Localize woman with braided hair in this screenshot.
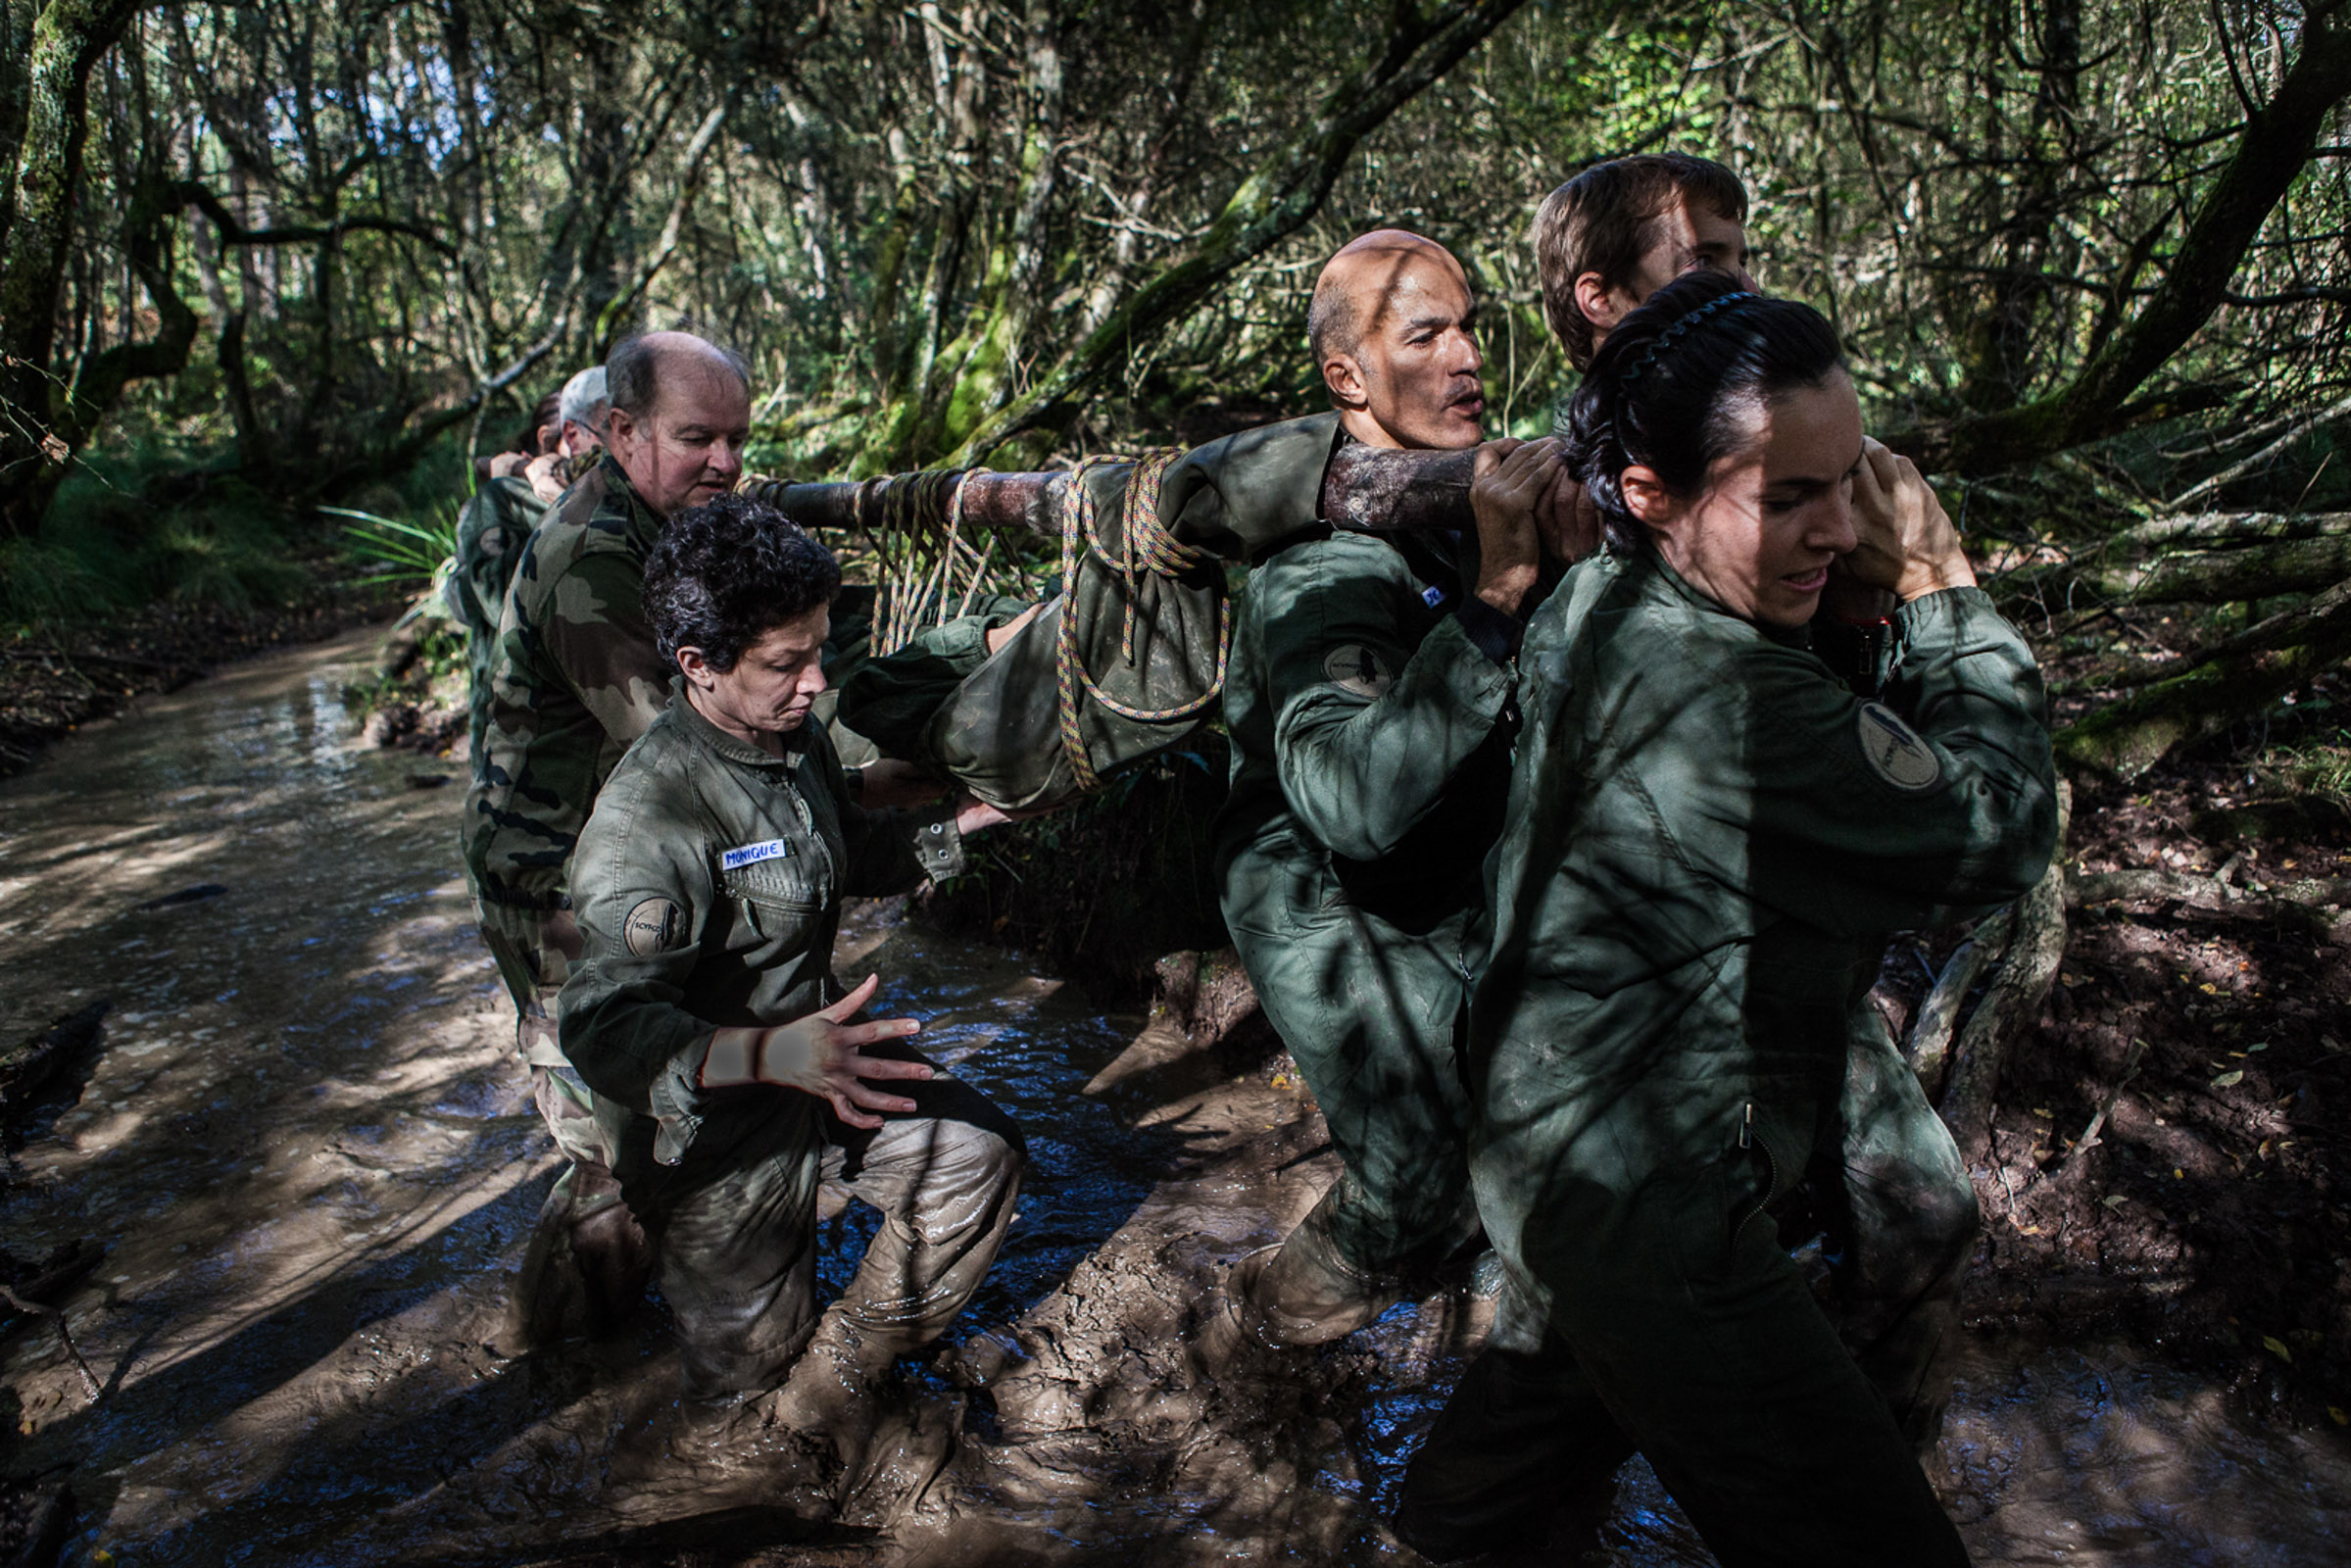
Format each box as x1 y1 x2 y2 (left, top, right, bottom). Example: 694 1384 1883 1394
1416 271 2057 1566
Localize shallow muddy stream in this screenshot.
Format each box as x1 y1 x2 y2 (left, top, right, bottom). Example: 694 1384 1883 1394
3 627 2349 1566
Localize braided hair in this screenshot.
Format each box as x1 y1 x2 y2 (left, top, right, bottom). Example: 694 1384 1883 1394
1562 270 1843 553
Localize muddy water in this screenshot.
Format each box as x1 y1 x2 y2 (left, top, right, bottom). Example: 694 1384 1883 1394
2 628 2347 1567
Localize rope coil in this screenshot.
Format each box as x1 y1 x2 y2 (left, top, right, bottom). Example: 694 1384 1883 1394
1053 449 1230 794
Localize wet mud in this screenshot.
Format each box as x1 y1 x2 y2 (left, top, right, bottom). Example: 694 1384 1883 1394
3 626 2350 1566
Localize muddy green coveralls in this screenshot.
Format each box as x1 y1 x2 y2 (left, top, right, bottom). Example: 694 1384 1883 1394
1429 553 2057 1568
560 691 1023 1402
1215 420 1526 1334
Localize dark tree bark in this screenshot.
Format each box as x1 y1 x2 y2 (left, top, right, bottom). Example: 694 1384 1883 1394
1989 512 2351 607
1892 5 2351 471
2055 575 2351 777
0 0 150 539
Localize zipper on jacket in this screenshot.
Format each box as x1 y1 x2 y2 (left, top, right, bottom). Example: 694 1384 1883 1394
1735 1102 1778 1238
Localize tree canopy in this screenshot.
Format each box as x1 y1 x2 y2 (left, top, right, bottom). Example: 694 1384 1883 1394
3 0 2348 769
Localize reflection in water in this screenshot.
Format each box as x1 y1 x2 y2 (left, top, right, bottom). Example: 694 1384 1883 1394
0 629 2346 1566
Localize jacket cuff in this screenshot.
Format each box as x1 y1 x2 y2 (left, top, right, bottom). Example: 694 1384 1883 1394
1452 591 1527 665
648 1031 715 1167
911 804 966 881
1893 585 2003 655
1417 613 1520 717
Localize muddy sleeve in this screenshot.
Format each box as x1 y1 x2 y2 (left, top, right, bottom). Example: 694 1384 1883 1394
1735 587 2059 933
540 551 674 748
559 760 723 1165
1258 546 1516 862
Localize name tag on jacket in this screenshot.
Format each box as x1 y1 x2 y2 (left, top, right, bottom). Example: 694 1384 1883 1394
721 839 792 870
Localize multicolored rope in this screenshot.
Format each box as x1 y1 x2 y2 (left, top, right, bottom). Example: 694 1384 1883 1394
1053 448 1230 795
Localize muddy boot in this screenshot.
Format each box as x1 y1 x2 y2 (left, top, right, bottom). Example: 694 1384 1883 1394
568 1171 655 1334
1241 1215 1406 1347
494 1163 653 1355
765 1327 959 1528
607 1390 842 1521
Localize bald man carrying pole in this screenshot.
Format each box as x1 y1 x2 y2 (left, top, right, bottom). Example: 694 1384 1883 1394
465 329 758 1350
1206 231 1578 1353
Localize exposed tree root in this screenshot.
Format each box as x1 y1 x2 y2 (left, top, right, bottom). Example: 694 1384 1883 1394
1939 783 2073 1166
1905 906 2015 1099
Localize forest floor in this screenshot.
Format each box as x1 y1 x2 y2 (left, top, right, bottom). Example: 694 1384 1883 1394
1915 646 2351 1431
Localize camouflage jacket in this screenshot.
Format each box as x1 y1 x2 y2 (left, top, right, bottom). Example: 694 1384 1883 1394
449 474 549 663
463 455 671 910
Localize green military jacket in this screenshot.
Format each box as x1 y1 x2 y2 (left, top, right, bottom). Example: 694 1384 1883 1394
464 455 671 910
1216 494 1521 933
560 691 964 1173
1471 552 2058 1192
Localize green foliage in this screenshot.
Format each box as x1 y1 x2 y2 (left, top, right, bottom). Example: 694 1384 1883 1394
2258 717 2351 807
0 536 108 627
1 436 315 628
150 512 311 613
324 503 461 594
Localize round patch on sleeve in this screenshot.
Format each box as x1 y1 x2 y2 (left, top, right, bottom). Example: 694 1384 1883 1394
622 897 686 956
1855 703 1941 790
1321 644 1396 699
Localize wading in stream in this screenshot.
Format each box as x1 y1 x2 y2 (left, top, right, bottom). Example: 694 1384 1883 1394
6 3 2351 1565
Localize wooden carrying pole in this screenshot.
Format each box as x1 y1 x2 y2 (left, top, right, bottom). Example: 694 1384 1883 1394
739 444 1478 551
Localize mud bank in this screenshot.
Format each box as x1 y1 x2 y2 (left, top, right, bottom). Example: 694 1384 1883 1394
4 629 2350 1567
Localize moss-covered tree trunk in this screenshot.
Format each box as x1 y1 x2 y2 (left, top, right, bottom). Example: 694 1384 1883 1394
2055 576 2351 778
840 0 1529 475
0 0 147 540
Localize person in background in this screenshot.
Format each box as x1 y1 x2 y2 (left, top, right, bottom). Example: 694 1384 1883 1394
452 387 569 758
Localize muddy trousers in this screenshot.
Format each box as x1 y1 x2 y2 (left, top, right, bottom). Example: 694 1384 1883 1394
1223 889 1479 1342
621 1047 1025 1404
475 900 653 1342
1396 1018 1977 1564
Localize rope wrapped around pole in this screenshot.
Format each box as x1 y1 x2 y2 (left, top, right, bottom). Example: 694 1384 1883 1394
1051 450 1228 795
737 441 1479 553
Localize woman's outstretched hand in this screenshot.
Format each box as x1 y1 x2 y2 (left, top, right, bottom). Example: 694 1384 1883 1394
701 972 933 1129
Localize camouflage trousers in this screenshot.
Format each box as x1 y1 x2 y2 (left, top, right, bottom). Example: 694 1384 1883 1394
1396 1013 1978 1567
475 898 650 1347
615 1040 1026 1402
